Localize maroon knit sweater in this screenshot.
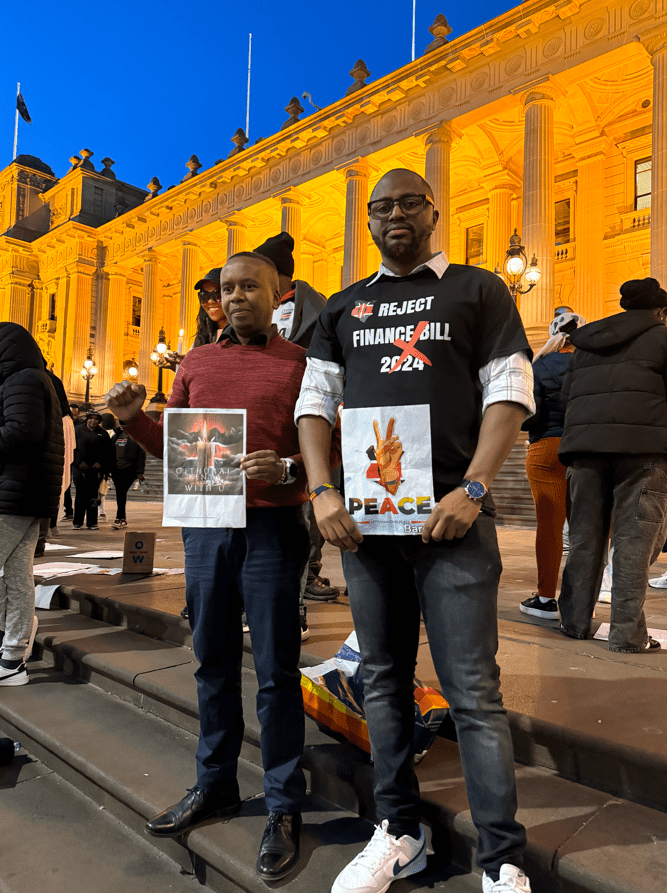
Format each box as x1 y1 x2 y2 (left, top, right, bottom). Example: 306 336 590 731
124 335 309 509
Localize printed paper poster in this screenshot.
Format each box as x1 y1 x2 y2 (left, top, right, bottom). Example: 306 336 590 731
162 409 246 528
341 404 435 535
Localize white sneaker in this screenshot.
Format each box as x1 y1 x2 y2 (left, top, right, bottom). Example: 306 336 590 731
0 663 28 686
649 572 667 589
482 864 531 892
331 819 426 893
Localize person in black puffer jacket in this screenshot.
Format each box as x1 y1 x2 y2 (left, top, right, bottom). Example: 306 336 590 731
558 278 667 653
519 312 586 621
0 322 64 685
72 411 113 530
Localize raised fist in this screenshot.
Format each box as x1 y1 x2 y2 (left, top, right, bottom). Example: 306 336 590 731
105 381 147 423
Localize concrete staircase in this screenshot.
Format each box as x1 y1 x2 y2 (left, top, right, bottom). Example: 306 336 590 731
3 591 667 893
492 432 536 528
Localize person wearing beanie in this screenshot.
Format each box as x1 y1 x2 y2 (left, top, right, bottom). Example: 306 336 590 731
558 277 667 653
72 411 113 530
255 232 339 609
520 311 586 621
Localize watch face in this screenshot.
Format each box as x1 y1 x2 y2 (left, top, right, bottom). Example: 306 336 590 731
466 481 486 499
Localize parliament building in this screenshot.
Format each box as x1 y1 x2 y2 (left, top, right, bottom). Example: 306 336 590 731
0 0 665 405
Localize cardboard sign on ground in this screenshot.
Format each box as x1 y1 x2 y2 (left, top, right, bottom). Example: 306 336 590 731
122 532 156 574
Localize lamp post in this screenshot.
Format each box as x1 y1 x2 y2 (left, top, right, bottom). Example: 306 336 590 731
494 229 541 302
148 328 177 409
127 359 138 381
80 348 97 410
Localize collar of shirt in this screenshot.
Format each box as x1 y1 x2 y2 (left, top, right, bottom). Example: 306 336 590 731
218 323 278 346
281 288 296 304
366 251 450 287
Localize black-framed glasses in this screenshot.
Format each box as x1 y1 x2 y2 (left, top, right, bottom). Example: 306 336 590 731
198 288 222 304
367 194 434 220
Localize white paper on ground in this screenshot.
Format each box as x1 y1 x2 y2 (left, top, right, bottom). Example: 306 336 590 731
342 404 435 536
33 562 96 579
162 408 246 528
69 550 123 559
151 567 185 575
594 622 667 646
44 543 75 552
35 584 61 609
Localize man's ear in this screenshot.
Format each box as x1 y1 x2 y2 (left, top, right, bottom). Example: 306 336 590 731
432 209 439 228
273 287 281 310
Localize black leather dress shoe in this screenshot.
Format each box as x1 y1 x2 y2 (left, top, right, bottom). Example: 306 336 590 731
256 812 302 881
146 786 240 837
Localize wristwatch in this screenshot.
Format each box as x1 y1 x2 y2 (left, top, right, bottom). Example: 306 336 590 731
461 479 488 501
280 458 299 485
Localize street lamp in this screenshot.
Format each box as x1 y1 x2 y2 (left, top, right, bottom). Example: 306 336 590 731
494 229 541 302
148 328 176 408
80 347 97 410
127 359 138 381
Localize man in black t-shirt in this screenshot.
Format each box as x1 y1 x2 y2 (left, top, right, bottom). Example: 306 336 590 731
296 170 535 893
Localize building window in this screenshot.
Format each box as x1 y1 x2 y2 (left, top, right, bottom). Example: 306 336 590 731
635 158 652 210
131 295 142 327
555 199 571 245
48 293 57 321
465 224 484 266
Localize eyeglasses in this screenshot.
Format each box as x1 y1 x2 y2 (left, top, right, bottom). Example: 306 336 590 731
367 194 434 220
198 288 222 304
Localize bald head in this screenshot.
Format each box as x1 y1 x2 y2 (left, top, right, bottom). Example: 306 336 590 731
370 169 434 203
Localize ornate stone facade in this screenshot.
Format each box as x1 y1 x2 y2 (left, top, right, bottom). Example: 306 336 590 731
0 0 664 402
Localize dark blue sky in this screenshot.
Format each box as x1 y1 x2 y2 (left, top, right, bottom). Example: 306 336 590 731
3 0 517 191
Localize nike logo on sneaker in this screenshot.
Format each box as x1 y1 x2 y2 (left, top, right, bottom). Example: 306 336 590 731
392 841 425 876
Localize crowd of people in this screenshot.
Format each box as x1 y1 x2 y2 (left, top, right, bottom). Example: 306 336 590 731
3 165 667 893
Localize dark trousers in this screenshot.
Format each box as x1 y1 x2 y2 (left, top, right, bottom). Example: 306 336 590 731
342 514 525 875
559 454 667 652
72 467 102 528
182 506 308 813
112 468 137 521
63 483 73 516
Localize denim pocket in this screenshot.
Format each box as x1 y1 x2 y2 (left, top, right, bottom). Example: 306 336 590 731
637 464 667 522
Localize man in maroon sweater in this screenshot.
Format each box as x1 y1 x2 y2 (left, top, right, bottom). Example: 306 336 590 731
105 253 308 881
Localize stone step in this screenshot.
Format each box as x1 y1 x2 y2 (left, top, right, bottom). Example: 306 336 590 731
16 607 667 893
0 663 494 893
0 752 212 893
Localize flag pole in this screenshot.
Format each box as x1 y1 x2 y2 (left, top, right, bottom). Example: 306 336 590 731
245 33 252 139
411 0 416 61
13 82 19 160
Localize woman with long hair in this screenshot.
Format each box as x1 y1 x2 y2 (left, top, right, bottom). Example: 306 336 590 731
520 311 586 620
192 268 226 347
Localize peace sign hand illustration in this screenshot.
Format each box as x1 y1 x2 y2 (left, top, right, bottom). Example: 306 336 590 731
373 418 403 496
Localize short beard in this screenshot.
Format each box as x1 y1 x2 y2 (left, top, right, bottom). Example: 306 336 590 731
378 232 421 262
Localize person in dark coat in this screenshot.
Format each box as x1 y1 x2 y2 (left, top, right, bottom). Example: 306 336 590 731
519 312 585 620
110 425 146 529
558 278 667 653
72 411 112 530
0 322 64 685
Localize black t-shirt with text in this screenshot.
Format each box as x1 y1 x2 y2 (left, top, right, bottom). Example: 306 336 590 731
307 263 531 498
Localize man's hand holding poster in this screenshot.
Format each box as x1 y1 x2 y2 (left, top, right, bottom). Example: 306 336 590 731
342 405 434 535
163 408 246 528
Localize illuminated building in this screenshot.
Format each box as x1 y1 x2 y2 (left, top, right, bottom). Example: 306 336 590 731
0 0 664 405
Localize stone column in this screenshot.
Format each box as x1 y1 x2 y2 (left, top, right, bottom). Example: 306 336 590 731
138 251 159 392
487 182 514 273
276 189 303 279
573 140 608 323
178 240 201 355
226 216 247 257
646 30 667 284
421 122 455 256
6 278 33 330
339 159 371 289
521 82 558 347
66 265 94 395
102 271 127 391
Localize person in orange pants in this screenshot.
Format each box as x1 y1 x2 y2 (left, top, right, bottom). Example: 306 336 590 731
520 312 586 619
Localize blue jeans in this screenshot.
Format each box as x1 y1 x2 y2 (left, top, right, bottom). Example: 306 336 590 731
342 514 526 874
182 506 308 813
559 455 667 652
